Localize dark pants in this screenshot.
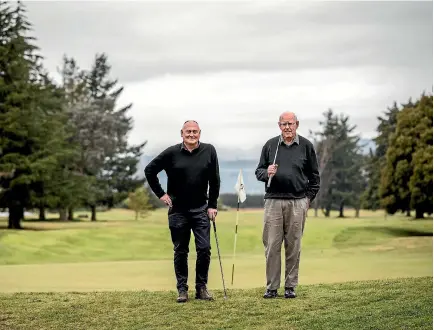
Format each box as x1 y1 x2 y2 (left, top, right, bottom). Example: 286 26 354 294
168 204 211 292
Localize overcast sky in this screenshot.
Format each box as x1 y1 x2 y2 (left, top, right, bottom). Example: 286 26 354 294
25 1 433 158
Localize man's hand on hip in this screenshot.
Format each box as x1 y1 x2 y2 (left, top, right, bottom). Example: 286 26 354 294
160 194 172 207
207 208 217 221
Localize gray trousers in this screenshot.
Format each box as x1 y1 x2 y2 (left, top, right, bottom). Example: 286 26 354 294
263 198 309 290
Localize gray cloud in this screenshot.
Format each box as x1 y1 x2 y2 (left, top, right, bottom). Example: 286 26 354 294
24 1 432 83
21 1 433 155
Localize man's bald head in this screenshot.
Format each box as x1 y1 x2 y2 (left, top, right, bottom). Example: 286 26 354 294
181 120 201 150
182 120 200 130
278 112 299 143
279 112 298 123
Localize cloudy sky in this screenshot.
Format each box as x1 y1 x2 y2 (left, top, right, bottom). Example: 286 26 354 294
25 1 432 159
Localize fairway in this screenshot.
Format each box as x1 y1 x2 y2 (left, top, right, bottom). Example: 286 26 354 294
0 209 432 292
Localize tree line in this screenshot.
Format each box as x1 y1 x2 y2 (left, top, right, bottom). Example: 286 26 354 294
0 2 146 228
310 95 432 219
362 95 433 219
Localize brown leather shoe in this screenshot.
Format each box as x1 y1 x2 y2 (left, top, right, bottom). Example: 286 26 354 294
195 286 214 300
177 289 188 303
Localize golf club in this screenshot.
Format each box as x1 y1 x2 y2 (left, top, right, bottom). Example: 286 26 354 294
267 135 282 188
210 213 227 299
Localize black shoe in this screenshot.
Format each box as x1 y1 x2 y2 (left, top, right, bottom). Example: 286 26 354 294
284 287 296 299
195 286 213 300
177 289 188 303
263 289 278 298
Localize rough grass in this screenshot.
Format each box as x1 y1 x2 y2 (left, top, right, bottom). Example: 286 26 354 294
0 277 432 330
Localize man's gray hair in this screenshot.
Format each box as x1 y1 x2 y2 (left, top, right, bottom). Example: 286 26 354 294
279 113 298 122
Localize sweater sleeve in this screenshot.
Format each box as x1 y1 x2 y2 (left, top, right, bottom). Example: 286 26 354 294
144 148 171 199
305 144 320 201
208 145 221 209
255 142 269 182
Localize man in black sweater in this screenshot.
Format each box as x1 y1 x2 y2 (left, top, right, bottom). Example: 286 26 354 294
145 120 220 303
255 112 320 299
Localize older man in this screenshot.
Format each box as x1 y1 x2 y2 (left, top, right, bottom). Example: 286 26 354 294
145 120 220 303
255 112 320 299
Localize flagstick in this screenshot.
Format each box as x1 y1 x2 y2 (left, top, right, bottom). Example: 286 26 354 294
231 195 240 286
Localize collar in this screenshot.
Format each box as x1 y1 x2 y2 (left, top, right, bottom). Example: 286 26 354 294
181 141 201 151
280 134 299 145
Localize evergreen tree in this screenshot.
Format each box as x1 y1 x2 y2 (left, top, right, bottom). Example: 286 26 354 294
101 143 146 208
380 94 433 218
309 109 340 217
59 53 145 220
362 102 400 211
310 110 366 217
361 149 380 210
0 2 68 228
408 96 432 218
328 114 365 217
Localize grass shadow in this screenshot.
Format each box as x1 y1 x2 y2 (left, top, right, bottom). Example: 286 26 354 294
22 217 90 223
333 225 433 248
363 226 433 237
0 218 144 234
0 224 58 231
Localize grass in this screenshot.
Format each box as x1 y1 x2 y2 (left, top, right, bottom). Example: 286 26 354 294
0 208 432 264
0 209 432 292
0 277 432 330
0 208 432 329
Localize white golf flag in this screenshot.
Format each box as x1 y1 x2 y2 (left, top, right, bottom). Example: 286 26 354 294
234 169 247 203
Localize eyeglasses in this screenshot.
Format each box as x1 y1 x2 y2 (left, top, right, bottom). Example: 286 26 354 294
279 122 296 127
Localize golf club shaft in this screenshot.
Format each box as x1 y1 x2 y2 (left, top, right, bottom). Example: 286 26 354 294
267 136 281 188
212 216 227 298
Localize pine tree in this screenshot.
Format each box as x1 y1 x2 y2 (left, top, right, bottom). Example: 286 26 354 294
362 102 400 211
59 54 145 220
310 110 366 217
361 149 380 210
408 95 432 218
101 143 146 208
0 2 68 228
381 94 433 218
309 109 340 217
329 114 365 218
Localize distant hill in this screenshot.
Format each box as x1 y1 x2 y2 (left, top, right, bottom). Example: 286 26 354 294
138 138 375 194
138 156 265 194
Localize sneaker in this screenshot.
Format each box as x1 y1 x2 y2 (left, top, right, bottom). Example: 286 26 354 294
284 287 296 299
195 286 213 300
177 289 188 303
263 289 278 298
